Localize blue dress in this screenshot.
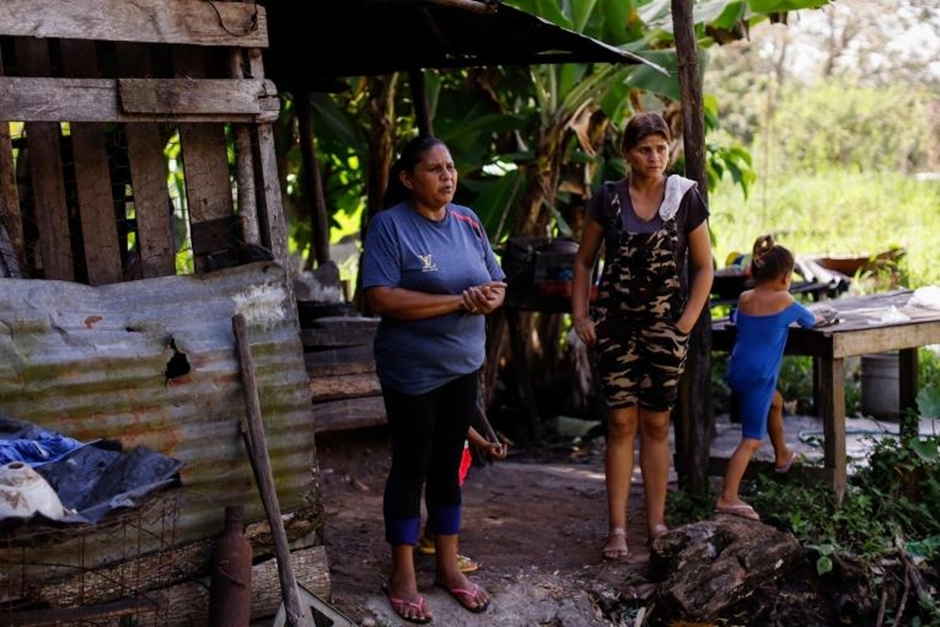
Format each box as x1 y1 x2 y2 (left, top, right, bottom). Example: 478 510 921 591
727 302 816 439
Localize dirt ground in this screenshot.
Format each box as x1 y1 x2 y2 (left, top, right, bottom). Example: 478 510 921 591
315 410 940 626
316 427 655 627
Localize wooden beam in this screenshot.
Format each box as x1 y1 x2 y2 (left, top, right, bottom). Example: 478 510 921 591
300 317 379 350
899 347 919 441
312 396 387 433
310 373 381 401
0 47 24 274
820 357 846 503
15 39 73 281
833 323 940 359
0 77 279 123
173 47 236 272
296 92 330 267
0 0 268 48
60 40 124 286
305 346 376 378
116 44 177 279
228 42 260 246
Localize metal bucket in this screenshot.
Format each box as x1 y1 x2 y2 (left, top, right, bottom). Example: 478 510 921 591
861 352 899 419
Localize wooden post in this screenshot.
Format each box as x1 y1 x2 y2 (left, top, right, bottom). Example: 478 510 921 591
296 91 331 267
172 46 236 273
671 0 712 494
240 14 289 268
820 356 847 503
227 35 261 247
60 40 124 286
899 348 919 442
15 38 74 281
232 314 306 627
0 47 24 274
409 69 434 137
116 43 177 278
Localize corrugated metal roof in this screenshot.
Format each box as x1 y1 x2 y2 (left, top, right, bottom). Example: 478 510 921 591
0 262 319 579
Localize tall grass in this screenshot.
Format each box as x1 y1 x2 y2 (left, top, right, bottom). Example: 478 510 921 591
709 172 940 288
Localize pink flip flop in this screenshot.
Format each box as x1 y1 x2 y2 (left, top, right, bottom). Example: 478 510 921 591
435 581 490 614
775 451 798 474
716 503 761 521
383 583 432 624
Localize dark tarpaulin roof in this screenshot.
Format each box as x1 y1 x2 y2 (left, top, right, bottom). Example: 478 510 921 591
264 0 664 88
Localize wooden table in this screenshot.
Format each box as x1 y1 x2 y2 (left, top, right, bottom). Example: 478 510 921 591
712 290 940 500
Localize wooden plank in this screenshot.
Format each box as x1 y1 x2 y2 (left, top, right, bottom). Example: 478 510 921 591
833 322 940 359
310 372 381 401
301 316 379 349
156 545 329 627
173 48 235 272
304 346 376 378
120 78 279 120
0 47 24 272
5 596 161 626
255 122 288 267
820 357 846 503
116 44 176 279
0 77 278 123
899 347 919 441
312 395 387 433
60 40 123 286
227 41 260 246
0 0 268 48
242 37 288 267
15 39 73 281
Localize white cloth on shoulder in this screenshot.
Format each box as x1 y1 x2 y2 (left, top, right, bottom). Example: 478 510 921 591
659 174 697 221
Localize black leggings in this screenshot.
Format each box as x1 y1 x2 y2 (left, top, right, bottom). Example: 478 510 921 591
382 371 477 546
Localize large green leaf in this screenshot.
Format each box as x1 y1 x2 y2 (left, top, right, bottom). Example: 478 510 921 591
599 0 629 42
310 93 366 153
747 0 828 11
464 170 525 240
571 0 599 34
917 386 940 419
626 47 708 101
505 0 572 29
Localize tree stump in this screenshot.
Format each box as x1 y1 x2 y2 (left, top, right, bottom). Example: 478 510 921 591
649 515 802 622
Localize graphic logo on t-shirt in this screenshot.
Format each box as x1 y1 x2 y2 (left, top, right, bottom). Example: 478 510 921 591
419 254 438 272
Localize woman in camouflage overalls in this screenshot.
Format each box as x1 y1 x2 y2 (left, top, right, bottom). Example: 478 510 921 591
572 113 713 561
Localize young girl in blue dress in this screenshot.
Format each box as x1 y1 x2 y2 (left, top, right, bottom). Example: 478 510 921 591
716 235 823 520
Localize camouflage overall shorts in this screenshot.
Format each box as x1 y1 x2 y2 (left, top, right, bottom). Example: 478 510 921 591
592 187 691 412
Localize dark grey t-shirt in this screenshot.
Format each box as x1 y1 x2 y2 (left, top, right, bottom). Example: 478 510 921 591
586 177 709 292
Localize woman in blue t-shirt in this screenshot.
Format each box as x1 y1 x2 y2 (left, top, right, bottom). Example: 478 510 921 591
362 136 505 623
717 235 822 520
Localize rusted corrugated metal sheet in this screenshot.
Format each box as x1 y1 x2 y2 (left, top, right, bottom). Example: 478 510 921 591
0 262 319 572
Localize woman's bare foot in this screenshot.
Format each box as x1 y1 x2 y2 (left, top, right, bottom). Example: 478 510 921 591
715 496 760 520
434 569 490 612
602 527 630 560
385 578 433 623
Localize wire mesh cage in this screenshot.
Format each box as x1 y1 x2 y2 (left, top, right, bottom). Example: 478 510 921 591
0 489 181 626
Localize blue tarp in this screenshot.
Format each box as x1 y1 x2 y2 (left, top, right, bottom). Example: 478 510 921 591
0 416 183 525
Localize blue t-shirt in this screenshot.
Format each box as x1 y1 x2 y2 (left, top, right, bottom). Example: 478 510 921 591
727 301 817 386
362 202 505 395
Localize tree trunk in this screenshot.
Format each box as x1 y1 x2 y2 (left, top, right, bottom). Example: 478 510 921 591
356 73 398 310
296 91 331 268
671 0 713 495
409 70 434 137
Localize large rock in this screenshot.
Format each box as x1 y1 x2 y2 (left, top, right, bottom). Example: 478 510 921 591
649 515 802 622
